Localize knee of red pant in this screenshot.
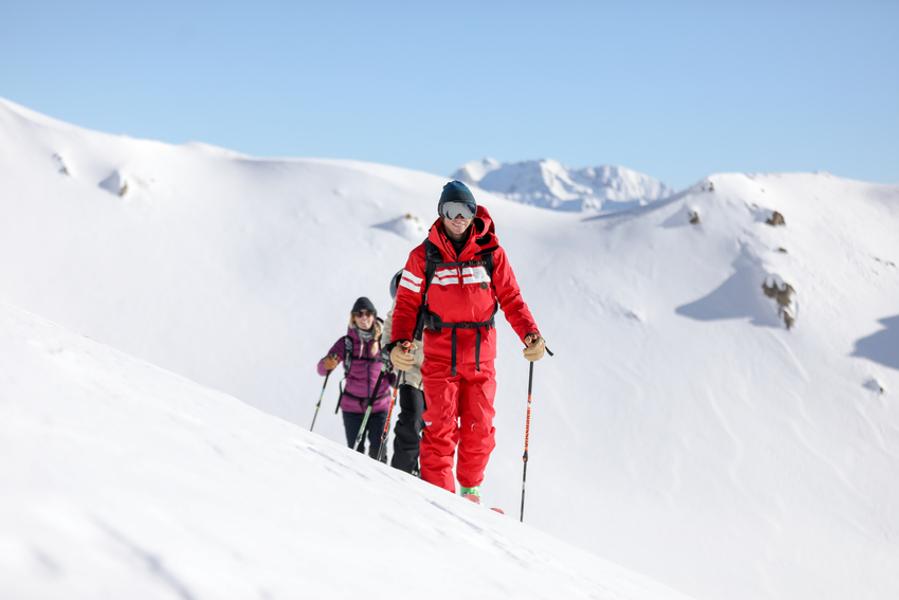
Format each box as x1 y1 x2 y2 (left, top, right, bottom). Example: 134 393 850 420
458 430 496 458
459 421 494 443
422 411 456 434
421 426 457 456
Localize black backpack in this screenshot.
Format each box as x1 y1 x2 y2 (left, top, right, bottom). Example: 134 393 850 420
413 239 498 375
341 316 385 374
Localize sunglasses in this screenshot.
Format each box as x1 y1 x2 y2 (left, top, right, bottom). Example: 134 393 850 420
353 310 374 317
441 201 475 220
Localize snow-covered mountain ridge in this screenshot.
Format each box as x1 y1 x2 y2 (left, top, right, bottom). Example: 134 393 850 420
1 97 898 600
452 157 674 212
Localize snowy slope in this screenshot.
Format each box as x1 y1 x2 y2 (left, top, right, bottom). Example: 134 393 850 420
0 300 695 600
452 158 674 212
1 97 898 600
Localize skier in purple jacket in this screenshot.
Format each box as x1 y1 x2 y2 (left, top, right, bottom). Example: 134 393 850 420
317 297 393 460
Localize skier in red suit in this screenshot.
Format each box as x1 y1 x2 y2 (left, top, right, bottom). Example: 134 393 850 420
388 181 546 504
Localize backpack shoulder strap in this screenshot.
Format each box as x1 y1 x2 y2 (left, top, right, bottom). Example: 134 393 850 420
476 247 496 280
413 240 443 341
343 335 353 374
422 240 442 297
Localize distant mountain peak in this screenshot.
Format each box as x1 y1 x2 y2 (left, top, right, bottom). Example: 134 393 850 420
451 157 675 212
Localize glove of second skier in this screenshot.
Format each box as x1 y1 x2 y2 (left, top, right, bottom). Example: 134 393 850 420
390 341 417 371
322 354 340 371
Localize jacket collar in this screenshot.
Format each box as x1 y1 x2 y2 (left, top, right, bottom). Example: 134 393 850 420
427 205 498 261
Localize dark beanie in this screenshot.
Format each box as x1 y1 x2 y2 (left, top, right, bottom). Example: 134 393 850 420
351 296 376 316
438 180 477 214
389 269 403 299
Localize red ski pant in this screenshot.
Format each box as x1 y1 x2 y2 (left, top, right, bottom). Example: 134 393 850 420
420 358 497 492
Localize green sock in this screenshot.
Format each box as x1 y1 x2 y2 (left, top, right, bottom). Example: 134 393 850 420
460 486 481 497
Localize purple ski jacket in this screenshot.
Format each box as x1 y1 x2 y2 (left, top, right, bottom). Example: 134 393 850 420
316 326 393 414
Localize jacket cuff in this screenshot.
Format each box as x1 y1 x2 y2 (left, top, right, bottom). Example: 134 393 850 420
384 339 409 353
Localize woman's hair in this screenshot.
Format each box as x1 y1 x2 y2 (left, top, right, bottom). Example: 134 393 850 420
348 313 382 356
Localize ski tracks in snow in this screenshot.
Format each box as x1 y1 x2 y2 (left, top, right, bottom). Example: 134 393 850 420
91 516 197 600
424 498 531 569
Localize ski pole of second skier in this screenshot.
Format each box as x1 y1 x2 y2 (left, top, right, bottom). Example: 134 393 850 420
310 371 331 432
352 367 387 452
376 372 403 463
334 380 344 414
353 402 373 451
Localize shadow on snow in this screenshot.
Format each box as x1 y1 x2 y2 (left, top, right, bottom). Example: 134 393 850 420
675 252 782 328
852 315 899 371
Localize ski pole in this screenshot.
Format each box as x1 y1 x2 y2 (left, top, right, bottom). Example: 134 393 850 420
520 344 552 523
334 380 344 414
376 372 403 463
309 371 331 432
334 380 345 414
353 403 374 451
352 366 387 452
520 361 534 522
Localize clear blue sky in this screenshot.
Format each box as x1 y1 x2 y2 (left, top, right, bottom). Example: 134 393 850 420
3 0 897 189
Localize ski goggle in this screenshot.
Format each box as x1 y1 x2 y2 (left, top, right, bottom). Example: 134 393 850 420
353 310 374 317
440 201 475 220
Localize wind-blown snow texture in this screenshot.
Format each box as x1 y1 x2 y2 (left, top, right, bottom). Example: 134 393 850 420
1 97 898 600
0 301 695 600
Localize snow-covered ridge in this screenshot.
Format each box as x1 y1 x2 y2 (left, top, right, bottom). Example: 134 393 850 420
452 157 675 212
2 97 899 600
0 299 695 600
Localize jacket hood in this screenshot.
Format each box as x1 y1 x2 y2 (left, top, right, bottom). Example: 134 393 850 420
427 205 498 260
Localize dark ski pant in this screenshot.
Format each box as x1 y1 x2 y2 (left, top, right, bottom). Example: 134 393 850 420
390 384 425 475
342 410 388 462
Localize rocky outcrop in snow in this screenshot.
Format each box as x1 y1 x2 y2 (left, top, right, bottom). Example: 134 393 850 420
762 275 797 329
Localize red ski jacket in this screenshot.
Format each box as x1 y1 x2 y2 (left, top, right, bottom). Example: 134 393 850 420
390 206 539 369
